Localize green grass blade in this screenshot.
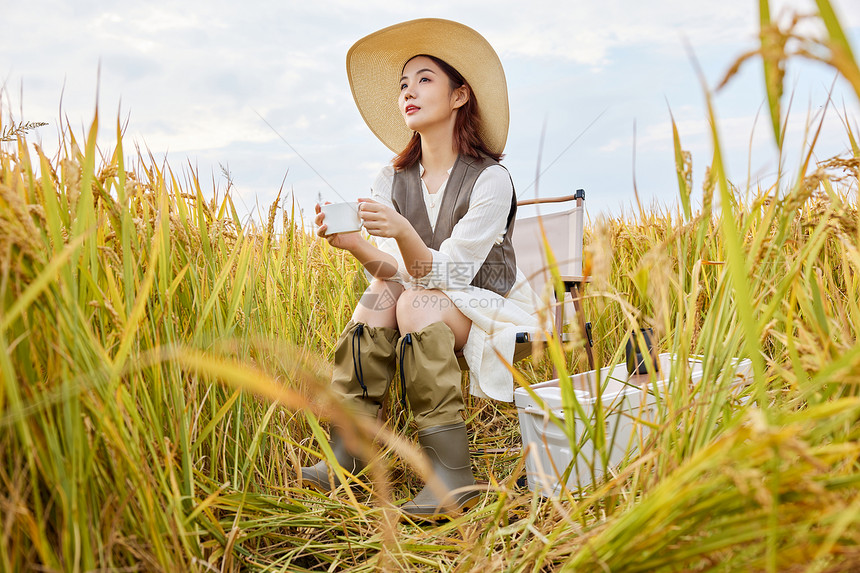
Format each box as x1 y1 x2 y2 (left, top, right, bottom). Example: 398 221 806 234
759 0 784 145
814 0 860 100
669 109 692 221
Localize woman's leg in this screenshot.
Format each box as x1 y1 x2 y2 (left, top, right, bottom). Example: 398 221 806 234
394 287 470 430
394 288 479 517
301 279 403 491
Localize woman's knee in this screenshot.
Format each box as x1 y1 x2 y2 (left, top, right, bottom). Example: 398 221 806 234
396 289 433 334
395 289 470 348
353 279 403 328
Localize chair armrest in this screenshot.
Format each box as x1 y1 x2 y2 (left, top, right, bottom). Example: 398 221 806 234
517 189 585 207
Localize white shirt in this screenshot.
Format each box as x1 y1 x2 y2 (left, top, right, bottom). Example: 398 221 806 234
370 163 512 290
420 162 448 230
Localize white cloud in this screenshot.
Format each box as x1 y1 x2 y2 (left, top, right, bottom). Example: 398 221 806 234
2 0 859 219
472 0 859 66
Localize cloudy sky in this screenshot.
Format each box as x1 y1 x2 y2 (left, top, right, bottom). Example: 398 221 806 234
2 0 859 223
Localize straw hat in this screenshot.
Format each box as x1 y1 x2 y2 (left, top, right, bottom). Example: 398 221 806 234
346 18 509 155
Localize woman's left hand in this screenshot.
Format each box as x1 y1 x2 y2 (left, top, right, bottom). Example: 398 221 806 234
357 198 410 239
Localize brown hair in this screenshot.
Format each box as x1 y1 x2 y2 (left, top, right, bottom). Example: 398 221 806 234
393 55 502 170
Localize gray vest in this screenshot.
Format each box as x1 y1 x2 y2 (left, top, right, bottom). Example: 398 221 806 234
391 154 517 296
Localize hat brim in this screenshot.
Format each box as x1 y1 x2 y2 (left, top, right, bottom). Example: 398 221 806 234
346 18 509 155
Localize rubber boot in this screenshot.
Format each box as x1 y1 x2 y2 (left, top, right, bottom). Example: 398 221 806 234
300 320 398 491
400 422 480 519
300 426 368 492
396 322 479 518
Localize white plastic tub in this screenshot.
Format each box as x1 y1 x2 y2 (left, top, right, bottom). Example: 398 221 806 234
514 353 753 497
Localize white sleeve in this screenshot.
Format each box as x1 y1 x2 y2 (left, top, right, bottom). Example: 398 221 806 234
369 166 411 284
413 164 513 290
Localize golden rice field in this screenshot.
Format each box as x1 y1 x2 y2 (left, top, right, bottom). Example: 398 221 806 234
1 2 860 571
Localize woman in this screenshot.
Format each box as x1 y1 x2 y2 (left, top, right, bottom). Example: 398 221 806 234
303 18 540 519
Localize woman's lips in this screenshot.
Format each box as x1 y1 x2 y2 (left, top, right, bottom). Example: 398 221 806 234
405 105 420 115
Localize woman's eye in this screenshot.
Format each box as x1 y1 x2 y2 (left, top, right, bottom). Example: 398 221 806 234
419 77 429 83
400 83 408 90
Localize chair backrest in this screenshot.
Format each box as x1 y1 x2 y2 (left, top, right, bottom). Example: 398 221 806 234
512 191 585 323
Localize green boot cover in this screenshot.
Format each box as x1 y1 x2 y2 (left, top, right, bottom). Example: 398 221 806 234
396 321 465 429
332 320 399 418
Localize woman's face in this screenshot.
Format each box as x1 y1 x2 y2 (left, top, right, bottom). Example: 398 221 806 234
398 56 468 136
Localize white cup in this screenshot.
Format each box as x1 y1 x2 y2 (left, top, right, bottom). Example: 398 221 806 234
320 201 362 235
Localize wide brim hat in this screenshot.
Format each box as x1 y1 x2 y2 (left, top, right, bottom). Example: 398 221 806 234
346 18 509 155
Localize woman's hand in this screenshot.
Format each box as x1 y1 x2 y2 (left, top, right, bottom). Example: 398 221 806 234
357 198 410 240
315 203 365 251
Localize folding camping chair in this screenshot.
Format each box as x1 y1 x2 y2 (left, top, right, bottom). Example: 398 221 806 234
510 188 593 370
456 188 593 372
